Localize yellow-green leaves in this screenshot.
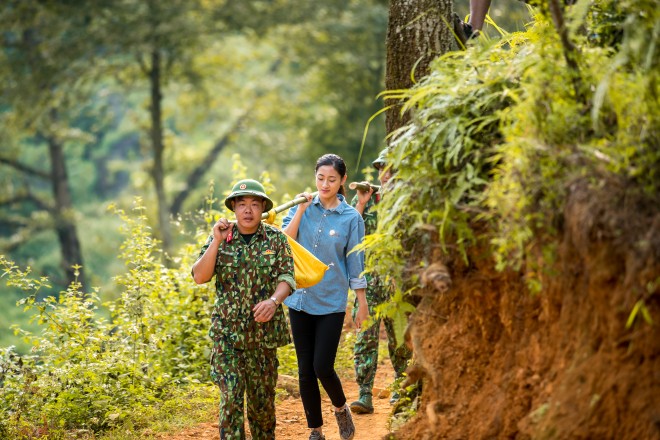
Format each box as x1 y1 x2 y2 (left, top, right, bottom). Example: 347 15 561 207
366 0 658 302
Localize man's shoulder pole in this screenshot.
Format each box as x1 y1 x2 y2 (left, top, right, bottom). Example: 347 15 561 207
348 182 381 192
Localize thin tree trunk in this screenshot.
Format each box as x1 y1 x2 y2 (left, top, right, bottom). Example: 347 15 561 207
148 48 172 257
47 128 86 290
169 60 282 216
547 0 585 104
169 111 250 216
385 0 453 136
383 3 458 435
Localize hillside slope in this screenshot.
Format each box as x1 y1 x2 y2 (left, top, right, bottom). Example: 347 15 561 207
395 178 659 439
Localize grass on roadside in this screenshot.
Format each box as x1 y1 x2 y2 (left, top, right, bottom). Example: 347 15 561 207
96 385 218 440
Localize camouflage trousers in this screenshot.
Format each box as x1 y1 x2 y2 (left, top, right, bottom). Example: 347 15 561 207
211 339 279 440
352 283 412 397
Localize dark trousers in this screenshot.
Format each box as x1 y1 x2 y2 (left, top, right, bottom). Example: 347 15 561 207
289 309 347 429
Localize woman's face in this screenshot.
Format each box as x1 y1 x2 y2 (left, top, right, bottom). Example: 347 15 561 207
315 165 346 198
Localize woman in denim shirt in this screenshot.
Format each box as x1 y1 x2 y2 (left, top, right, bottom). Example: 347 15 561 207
282 154 369 440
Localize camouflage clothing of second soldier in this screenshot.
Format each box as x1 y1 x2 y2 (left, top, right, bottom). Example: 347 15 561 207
350 193 412 403
198 221 295 439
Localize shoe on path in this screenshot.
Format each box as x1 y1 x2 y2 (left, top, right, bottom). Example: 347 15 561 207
309 429 326 440
350 394 374 414
335 404 355 440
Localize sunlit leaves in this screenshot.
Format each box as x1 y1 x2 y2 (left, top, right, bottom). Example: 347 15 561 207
366 0 658 303
0 198 213 435
625 299 653 329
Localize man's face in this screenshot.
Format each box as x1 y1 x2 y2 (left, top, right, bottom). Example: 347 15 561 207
232 195 266 233
378 166 393 186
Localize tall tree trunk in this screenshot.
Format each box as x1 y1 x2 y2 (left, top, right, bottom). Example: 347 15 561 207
148 48 172 257
47 128 86 290
383 2 459 436
385 0 453 136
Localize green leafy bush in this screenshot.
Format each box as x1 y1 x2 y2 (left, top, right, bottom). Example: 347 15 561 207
0 198 213 436
368 0 658 299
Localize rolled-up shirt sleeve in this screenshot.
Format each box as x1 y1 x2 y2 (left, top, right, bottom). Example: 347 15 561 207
347 216 367 290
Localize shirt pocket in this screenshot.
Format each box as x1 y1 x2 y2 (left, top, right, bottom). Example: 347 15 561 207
216 251 240 280
259 254 276 267
256 254 277 294
209 314 241 342
216 250 237 268
214 253 242 317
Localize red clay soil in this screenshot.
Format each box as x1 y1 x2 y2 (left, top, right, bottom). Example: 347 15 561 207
157 348 397 440
394 179 660 439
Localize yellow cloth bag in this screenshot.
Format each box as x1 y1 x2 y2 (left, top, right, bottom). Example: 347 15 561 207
263 209 328 288
286 235 329 288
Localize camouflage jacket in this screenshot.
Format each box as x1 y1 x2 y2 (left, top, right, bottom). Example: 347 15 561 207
198 222 295 350
350 193 381 287
350 193 380 236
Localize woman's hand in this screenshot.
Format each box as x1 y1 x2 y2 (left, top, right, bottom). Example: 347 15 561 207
296 192 314 212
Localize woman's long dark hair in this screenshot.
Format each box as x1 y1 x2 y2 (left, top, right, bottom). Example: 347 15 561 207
315 153 347 196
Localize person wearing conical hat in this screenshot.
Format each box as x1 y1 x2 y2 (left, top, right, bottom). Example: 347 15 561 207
192 179 295 440
349 148 412 415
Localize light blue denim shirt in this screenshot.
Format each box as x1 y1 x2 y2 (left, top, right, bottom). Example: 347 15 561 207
282 194 367 315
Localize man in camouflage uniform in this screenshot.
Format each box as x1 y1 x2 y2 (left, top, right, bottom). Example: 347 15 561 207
192 179 295 440
349 148 413 414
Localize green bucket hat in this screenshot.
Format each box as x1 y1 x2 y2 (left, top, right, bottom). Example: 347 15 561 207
224 179 274 212
372 148 389 170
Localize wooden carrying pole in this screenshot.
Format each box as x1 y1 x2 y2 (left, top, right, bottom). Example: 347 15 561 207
348 182 381 192
261 191 319 220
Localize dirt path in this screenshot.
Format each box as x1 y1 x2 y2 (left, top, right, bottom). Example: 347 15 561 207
158 361 396 440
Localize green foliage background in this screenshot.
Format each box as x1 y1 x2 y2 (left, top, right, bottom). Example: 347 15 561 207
0 0 393 353
0 200 211 435
366 0 658 343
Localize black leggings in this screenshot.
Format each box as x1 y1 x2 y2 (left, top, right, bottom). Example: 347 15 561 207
288 309 346 429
